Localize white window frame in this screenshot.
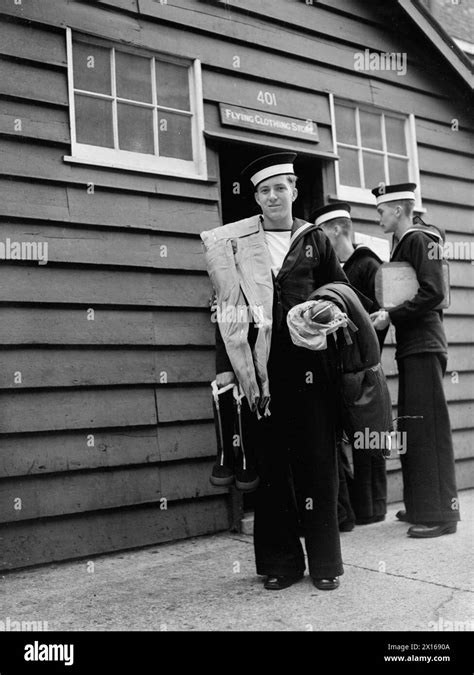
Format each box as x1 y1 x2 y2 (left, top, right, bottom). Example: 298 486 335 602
64 28 207 180
329 94 423 211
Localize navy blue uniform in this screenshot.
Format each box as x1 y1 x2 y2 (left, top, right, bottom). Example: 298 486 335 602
341 245 388 524
388 230 459 524
216 220 348 578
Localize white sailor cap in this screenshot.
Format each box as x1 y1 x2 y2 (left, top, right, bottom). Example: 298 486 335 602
371 183 417 205
310 202 352 227
242 152 297 188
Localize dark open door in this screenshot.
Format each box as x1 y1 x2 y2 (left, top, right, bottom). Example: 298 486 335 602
218 140 324 225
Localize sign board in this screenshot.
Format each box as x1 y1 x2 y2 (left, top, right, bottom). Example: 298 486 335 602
219 103 319 143
375 262 450 310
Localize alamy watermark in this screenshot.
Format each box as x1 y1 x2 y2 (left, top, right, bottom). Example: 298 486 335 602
354 49 407 76
211 301 269 326
353 429 407 456
0 616 49 631
24 641 74 667
0 238 48 265
428 617 474 631
428 240 474 262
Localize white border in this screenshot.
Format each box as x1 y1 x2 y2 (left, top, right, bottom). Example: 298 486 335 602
407 113 423 211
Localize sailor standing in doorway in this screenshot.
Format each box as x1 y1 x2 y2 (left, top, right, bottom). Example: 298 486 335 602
213 153 348 589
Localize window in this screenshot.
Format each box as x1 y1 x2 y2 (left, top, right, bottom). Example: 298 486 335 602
330 98 422 209
65 29 207 178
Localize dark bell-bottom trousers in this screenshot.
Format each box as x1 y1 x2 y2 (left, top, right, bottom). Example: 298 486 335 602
348 449 387 521
337 443 355 526
397 352 460 524
252 379 343 579
337 440 387 525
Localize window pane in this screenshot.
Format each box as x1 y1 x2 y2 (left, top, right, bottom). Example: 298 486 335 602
75 94 114 147
73 42 111 95
389 157 409 183
158 112 193 160
360 111 382 150
363 151 385 188
116 52 152 103
156 61 190 111
338 146 360 187
117 103 154 154
335 105 357 145
385 116 407 155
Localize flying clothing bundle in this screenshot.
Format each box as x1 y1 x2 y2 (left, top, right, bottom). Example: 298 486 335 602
286 299 357 351
288 283 393 457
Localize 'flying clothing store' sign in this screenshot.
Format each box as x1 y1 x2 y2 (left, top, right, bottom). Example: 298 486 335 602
219 103 319 143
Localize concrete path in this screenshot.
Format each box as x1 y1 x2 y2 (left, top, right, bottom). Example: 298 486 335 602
1 492 473 632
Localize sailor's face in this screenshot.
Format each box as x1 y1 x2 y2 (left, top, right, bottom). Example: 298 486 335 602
255 176 297 221
377 204 398 233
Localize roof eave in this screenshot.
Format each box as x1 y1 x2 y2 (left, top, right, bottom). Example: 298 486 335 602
397 0 473 90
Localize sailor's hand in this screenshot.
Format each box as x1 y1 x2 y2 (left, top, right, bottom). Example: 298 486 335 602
370 310 390 331
216 371 236 388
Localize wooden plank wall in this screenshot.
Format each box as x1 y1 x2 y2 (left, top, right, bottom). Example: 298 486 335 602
0 0 232 571
0 0 472 568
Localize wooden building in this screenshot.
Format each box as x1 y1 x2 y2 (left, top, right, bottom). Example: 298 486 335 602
0 0 472 570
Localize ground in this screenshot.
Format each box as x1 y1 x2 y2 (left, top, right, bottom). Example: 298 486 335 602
1 492 472 632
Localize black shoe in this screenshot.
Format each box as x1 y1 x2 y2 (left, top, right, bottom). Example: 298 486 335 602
264 573 304 590
210 464 234 487
356 515 386 525
339 520 355 532
312 577 340 591
396 510 409 522
235 466 260 492
407 522 457 538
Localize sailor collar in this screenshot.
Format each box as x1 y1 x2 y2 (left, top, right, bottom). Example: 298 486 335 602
392 226 443 256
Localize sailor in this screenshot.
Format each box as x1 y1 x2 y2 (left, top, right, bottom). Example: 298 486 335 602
312 202 388 528
370 183 459 537
214 153 348 589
